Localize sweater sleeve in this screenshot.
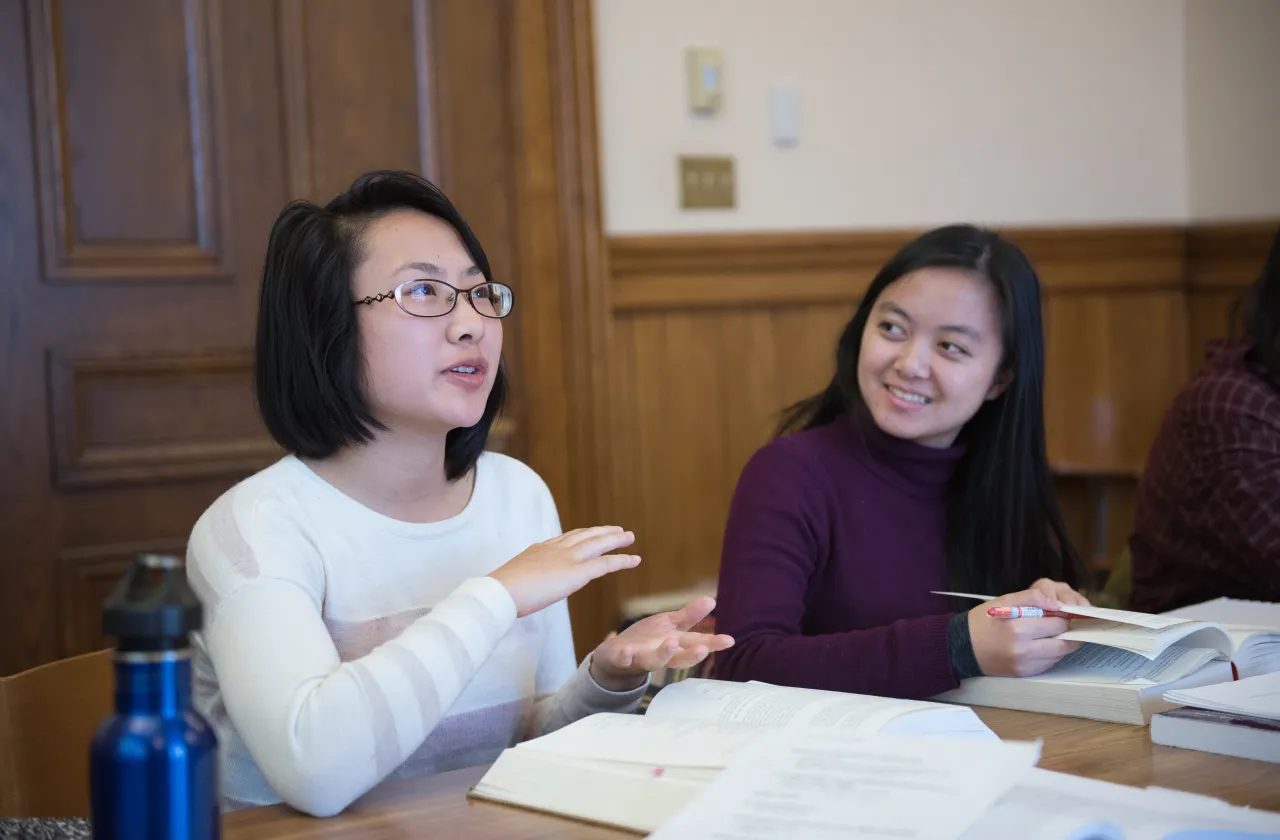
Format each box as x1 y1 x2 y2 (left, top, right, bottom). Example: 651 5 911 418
712 438 960 699
189 494 519 818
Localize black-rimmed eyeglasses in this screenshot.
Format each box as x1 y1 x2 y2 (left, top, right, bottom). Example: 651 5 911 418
353 279 514 319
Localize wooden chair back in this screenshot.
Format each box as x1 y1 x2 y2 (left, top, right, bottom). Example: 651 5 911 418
0 649 114 817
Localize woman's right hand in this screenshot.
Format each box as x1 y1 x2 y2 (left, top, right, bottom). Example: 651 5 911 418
489 526 641 617
967 588 1081 677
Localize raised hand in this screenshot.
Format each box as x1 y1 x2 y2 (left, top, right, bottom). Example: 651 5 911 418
489 526 640 618
588 596 735 692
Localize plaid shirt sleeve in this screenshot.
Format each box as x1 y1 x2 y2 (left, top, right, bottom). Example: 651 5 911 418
1131 348 1280 611
1187 377 1280 591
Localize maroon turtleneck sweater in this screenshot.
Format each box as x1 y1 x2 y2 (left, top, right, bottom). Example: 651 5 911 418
713 412 966 699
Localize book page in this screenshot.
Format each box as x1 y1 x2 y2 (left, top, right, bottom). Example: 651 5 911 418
648 731 1041 840
514 712 769 768
1164 670 1280 721
1057 620 1232 660
644 678 989 738
1031 644 1222 686
471 747 707 834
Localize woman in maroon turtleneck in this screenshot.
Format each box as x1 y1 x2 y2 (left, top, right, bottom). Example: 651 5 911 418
714 225 1090 700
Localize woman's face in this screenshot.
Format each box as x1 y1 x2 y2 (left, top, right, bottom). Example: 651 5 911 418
856 267 1006 448
351 209 503 436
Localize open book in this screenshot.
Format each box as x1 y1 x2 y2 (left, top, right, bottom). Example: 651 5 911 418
1163 597 1280 678
468 678 996 834
930 593 1279 724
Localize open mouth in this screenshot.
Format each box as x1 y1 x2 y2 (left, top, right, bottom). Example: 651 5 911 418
886 384 932 405
443 360 488 387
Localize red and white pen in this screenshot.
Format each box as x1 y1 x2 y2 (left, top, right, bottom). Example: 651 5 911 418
987 606 1071 619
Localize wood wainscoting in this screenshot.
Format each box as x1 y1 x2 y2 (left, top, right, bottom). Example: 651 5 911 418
596 222 1277 621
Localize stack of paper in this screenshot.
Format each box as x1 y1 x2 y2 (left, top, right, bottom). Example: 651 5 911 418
1164 671 1280 721
961 767 1280 840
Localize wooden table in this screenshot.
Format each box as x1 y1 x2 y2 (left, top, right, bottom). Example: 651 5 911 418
224 708 1280 839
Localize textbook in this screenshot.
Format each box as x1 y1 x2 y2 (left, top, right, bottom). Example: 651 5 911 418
468 677 997 834
1151 671 1280 763
930 593 1280 724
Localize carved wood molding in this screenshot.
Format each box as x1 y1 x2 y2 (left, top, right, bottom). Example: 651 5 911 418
1185 221 1279 290
46 349 280 488
605 224 1240 311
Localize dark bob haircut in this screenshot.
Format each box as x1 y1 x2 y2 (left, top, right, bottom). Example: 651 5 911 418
255 170 507 482
779 224 1083 596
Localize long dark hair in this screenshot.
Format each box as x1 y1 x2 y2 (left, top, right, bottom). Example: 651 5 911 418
778 224 1082 595
1243 226 1280 384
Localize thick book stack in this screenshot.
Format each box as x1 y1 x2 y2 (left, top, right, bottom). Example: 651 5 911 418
1151 671 1280 763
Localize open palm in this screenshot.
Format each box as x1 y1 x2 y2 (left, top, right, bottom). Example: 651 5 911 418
588 596 735 691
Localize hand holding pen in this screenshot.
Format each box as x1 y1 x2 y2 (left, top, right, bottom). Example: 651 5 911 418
987 606 1073 619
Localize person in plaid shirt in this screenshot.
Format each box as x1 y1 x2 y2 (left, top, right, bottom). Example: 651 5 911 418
1129 226 1280 613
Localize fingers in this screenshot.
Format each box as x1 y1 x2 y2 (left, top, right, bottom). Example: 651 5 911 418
616 631 734 673
581 553 641 582
1010 617 1071 639
987 587 1061 611
1057 587 1091 607
1031 578 1090 607
569 530 637 560
668 596 716 631
554 525 628 548
672 630 735 652
1024 638 1078 661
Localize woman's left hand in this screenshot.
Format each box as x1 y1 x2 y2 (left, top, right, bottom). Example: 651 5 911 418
1029 578 1091 607
588 596 735 692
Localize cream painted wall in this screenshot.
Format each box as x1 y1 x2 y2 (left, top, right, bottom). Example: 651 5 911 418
594 0 1189 234
1185 0 1280 221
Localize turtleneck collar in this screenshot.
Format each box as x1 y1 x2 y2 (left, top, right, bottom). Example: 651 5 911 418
842 405 965 500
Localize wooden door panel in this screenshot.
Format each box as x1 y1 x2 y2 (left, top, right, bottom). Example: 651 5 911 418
27 0 234 281
1 0 283 674
1 0 544 674
279 0 430 202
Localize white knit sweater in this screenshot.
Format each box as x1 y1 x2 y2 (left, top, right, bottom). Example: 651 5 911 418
185 452 645 816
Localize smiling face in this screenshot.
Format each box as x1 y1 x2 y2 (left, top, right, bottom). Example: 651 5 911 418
351 209 502 435
856 266 1007 448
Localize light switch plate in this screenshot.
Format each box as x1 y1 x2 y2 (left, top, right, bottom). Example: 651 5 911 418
685 48 723 114
679 156 735 209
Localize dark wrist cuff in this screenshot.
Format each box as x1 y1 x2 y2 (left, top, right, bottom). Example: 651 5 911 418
947 611 983 681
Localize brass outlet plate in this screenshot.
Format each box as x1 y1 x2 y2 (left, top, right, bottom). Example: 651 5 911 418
679 156 735 209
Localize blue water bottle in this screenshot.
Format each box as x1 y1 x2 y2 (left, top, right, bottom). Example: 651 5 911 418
90 553 220 839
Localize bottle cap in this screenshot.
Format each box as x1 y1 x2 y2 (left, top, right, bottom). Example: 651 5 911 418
101 553 204 652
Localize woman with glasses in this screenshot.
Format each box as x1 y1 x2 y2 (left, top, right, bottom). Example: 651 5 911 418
713 225 1088 701
186 170 731 816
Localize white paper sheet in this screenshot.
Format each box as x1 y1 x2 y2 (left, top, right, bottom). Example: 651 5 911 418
963 768 1280 840
648 731 1041 840
646 678 996 739
1164 597 1280 629
1164 671 1280 721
